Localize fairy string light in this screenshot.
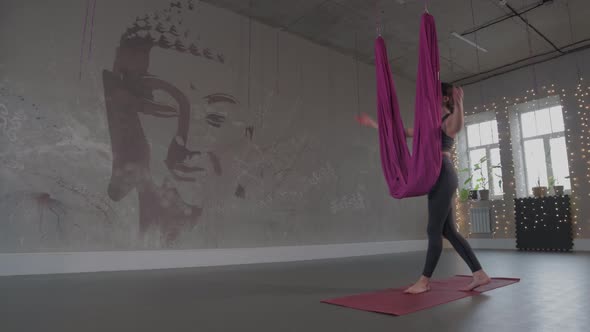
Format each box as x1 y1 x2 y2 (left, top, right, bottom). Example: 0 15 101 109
458 80 587 238
565 0 585 238
452 1 588 238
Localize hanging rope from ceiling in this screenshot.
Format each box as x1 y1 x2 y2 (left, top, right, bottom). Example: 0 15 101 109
469 0 485 106
565 0 582 81
248 0 253 120
354 31 361 117
275 30 280 93
523 0 540 103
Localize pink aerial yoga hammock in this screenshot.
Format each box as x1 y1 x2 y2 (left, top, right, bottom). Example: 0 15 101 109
376 13 442 199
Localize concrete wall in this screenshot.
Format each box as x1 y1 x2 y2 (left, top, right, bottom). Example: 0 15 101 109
460 48 590 239
0 0 426 252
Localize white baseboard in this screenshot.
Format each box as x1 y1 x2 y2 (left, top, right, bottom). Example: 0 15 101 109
467 238 590 251
574 239 590 251
2 238 587 277
0 240 428 277
467 238 516 250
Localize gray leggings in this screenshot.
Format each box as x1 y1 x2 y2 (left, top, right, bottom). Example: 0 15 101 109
422 156 482 278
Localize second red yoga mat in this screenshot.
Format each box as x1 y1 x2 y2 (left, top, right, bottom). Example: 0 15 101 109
322 275 519 316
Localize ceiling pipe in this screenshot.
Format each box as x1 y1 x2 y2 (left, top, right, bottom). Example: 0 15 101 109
452 37 590 86
461 0 550 37
503 0 564 54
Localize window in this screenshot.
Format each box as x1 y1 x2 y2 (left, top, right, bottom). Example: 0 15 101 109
519 105 571 194
465 119 503 197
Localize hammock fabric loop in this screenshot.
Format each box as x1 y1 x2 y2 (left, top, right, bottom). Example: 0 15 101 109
376 13 442 199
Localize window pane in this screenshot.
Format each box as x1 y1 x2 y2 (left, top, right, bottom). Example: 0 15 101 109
550 106 565 133
469 149 489 190
491 120 499 143
479 121 493 146
535 108 552 136
467 124 481 147
490 148 503 196
521 111 537 138
524 139 548 194
550 137 571 191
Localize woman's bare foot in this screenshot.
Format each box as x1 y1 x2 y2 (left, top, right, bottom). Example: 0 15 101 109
461 270 491 291
404 276 431 294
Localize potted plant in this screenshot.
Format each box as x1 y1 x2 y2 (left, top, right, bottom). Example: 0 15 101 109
532 177 547 198
459 156 490 201
458 156 501 201
459 188 470 202
469 188 479 201
548 176 564 196
492 164 503 193
459 168 477 202
474 156 490 201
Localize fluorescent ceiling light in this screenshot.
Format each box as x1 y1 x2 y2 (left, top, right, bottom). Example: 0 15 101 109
451 32 488 53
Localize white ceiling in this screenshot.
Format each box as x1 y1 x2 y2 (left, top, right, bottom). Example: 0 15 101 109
202 0 590 84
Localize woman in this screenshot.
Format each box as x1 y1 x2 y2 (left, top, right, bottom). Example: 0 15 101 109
358 83 490 294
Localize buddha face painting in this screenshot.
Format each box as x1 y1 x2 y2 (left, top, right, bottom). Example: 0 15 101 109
102 0 251 245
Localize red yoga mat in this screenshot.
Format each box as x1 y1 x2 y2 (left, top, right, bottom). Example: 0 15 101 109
321 275 520 316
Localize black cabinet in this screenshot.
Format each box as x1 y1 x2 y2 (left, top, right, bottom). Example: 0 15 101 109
514 195 573 251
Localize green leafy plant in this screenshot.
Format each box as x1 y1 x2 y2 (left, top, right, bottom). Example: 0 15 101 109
469 156 499 190
492 164 503 190
548 176 556 191
459 188 470 202
458 167 474 202
474 156 489 190
458 155 504 202
460 164 484 192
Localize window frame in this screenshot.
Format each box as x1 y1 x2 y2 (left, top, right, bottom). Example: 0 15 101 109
518 105 571 195
464 117 504 199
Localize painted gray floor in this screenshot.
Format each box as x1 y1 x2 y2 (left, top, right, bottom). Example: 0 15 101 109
1 250 589 332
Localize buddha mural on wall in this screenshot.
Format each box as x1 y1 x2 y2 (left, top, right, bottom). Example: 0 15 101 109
103 0 253 245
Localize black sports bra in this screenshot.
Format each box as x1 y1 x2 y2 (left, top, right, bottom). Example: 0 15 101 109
441 113 455 152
